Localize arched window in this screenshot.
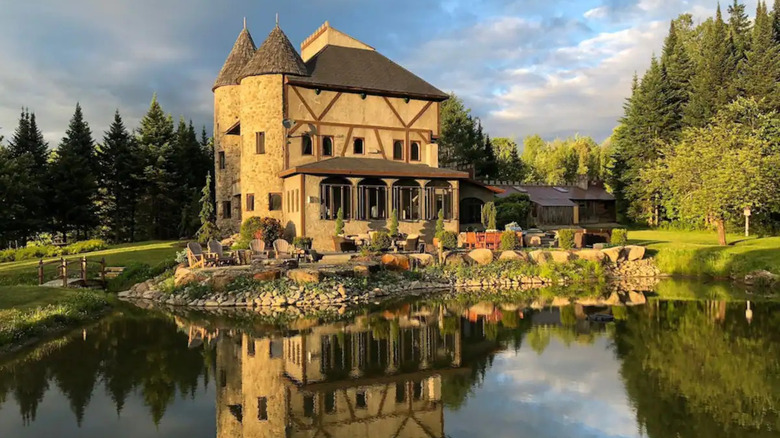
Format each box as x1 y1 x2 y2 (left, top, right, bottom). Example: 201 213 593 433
322 136 334 157
302 135 313 155
393 140 404 160
410 141 421 161
357 178 387 220
393 179 422 221
425 180 453 220
353 138 364 155
320 177 351 220
460 198 484 224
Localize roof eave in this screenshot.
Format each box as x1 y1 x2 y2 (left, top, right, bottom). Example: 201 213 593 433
286 79 449 102
279 166 468 179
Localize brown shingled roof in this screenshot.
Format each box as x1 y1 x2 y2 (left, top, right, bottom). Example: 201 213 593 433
279 157 469 179
213 28 256 91
288 45 449 101
239 25 308 80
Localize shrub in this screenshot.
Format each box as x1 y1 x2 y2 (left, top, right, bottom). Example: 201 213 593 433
557 229 576 250
500 231 520 250
253 217 284 246
481 202 497 230
370 231 392 251
334 208 345 236
0 249 16 263
611 228 628 246
293 237 313 249
438 231 459 250
175 249 188 264
435 209 445 238
389 209 399 236
61 239 106 255
235 217 263 249
496 194 532 229
14 245 59 261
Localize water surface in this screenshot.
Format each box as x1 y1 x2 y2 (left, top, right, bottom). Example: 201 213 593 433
0 282 777 438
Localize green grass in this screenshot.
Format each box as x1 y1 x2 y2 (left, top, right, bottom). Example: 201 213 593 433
0 241 181 286
0 286 80 310
629 229 780 278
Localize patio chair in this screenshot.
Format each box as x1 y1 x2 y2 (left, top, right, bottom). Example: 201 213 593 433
466 232 478 249
403 234 420 252
207 239 236 265
273 239 293 259
249 239 269 261
186 242 208 269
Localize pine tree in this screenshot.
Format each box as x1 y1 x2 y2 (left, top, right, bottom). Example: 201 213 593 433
728 0 752 58
477 133 499 179
773 0 780 43
0 147 38 246
196 172 219 244
661 20 694 131
137 94 177 239
738 1 780 110
8 109 48 167
49 103 98 240
97 110 143 242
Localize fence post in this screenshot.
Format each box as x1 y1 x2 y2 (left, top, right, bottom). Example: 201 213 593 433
61 257 68 288
38 260 44 285
100 257 106 288
81 256 87 283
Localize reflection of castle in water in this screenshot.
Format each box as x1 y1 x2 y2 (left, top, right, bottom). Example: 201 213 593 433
206 309 465 438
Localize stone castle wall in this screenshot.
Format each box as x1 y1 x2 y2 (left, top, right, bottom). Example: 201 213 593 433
214 86 242 232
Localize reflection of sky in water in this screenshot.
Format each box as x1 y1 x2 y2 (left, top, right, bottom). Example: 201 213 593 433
445 337 638 438
0 382 215 438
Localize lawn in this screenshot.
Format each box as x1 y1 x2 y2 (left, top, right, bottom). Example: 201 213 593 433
0 286 79 310
0 241 182 287
628 229 780 278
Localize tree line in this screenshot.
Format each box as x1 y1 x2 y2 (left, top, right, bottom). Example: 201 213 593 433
610 0 780 239
0 95 213 247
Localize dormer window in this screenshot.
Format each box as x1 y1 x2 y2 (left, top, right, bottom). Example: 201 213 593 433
322 136 334 157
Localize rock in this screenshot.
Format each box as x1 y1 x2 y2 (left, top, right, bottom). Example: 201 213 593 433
220 234 239 248
468 249 494 265
381 254 411 271
550 250 574 263
593 243 606 250
604 292 622 306
602 246 626 263
551 297 570 307
117 291 130 298
210 271 242 293
498 251 529 262
625 245 646 261
132 280 150 295
576 249 607 263
204 300 219 307
529 250 552 265
744 270 779 286
524 234 543 247
174 265 207 287
353 265 371 278
409 253 435 268
287 268 322 284
627 291 646 305
444 252 473 267
337 285 348 297
253 268 282 282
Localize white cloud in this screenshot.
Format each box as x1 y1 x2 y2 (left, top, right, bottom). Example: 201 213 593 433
584 6 608 19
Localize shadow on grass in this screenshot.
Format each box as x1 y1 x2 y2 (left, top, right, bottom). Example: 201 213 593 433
656 243 780 283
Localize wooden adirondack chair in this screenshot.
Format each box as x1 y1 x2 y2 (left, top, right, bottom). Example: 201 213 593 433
208 240 236 265
187 242 207 269
249 239 269 261
273 239 293 259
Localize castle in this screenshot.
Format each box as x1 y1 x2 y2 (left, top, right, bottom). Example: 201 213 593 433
213 19 495 250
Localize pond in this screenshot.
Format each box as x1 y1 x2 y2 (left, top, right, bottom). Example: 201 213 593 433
0 281 778 438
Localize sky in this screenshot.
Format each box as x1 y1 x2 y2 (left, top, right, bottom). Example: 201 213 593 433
0 0 756 147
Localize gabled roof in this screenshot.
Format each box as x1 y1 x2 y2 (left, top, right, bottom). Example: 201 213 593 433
213 28 256 91
279 157 469 179
495 183 614 207
288 45 449 101
239 25 308 80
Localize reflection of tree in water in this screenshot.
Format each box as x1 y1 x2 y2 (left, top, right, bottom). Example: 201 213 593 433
0 313 210 427
614 301 780 437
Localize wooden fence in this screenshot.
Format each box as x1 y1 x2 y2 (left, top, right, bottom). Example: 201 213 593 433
38 257 107 288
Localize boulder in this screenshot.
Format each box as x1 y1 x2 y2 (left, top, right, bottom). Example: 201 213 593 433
468 249 494 265
381 254 411 271
627 291 647 305
287 268 322 284
220 234 239 248
409 253 435 268
625 245 646 261
744 270 779 286
529 250 552 265
551 297 570 307
576 249 607 263
353 265 371 278
524 234 543 247
499 251 529 262
593 243 606 250
253 268 282 282
210 271 242 293
604 292 622 306
444 252 474 267
550 250 574 264
601 246 626 263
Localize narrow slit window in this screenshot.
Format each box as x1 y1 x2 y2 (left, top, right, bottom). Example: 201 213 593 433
246 194 255 212
356 390 367 409
269 193 282 211
222 201 232 219
257 397 267 421
218 151 226 169
255 132 265 154
353 138 364 155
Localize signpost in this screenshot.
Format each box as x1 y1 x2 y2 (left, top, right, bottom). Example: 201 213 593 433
744 207 751 237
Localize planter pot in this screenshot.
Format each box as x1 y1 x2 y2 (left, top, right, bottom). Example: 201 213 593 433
333 236 357 252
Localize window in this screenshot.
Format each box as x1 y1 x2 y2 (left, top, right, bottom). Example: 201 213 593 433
247 338 255 357
303 395 315 418
425 181 453 220
270 340 283 358
246 194 255 212
325 391 336 413
302 135 313 155
220 370 227 388
395 383 406 403
413 381 423 400
320 177 351 220
393 180 421 221
269 193 282 211
218 151 226 169
222 201 232 219
353 138 364 155
393 140 404 160
322 136 334 156
461 198 484 224
255 132 265 154
355 390 367 409
410 141 421 161
357 179 387 220
295 189 299 212
257 397 268 421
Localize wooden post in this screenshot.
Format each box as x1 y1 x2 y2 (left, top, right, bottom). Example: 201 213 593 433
38 260 44 285
61 257 68 288
81 257 87 283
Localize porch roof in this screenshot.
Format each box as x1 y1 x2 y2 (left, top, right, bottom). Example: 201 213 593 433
279 157 470 179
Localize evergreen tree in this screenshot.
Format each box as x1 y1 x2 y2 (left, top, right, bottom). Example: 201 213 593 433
97 110 143 242
738 1 780 110
0 148 38 246
8 109 48 167
661 20 694 130
196 173 219 244
477 132 499 179
728 0 752 58
49 103 99 240
438 92 485 175
773 0 780 43
136 94 177 239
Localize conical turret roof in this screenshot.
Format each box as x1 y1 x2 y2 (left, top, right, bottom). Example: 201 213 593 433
213 27 257 91
238 25 308 80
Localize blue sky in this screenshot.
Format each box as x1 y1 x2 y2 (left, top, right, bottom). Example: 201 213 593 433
0 0 749 146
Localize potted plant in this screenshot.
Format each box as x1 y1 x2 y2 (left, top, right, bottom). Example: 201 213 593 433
388 208 399 237
331 208 357 252
433 209 445 248
293 236 313 250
